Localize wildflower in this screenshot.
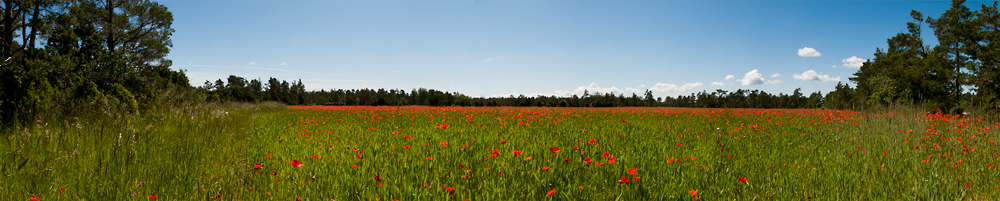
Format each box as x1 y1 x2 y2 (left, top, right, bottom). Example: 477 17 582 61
524 157 532 160
253 164 262 170
426 157 433 160
512 150 522 155
375 175 382 181
546 190 556 196
542 166 550 171
618 176 630 184
351 165 358 168
149 195 158 198
446 187 455 196
550 147 560 153
357 154 363 159
738 176 748 183
584 157 592 164
290 160 303 167
311 154 318 158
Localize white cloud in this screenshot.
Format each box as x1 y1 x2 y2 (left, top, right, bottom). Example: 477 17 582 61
572 83 622 96
765 80 781 85
797 47 821 57
278 62 288 66
771 73 781 78
640 84 646 88
840 56 865 68
711 82 725 86
793 70 841 82
479 55 507 64
625 87 643 94
738 69 765 86
725 75 735 80
248 61 256 65
649 82 704 92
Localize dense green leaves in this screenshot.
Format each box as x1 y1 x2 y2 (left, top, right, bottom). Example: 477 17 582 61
0 0 189 126
834 0 1000 116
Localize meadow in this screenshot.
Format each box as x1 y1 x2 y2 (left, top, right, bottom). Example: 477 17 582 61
4 104 999 200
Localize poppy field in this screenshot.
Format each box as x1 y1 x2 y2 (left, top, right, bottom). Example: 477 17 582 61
5 105 1000 200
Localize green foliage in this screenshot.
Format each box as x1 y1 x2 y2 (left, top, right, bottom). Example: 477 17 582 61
834 0 1000 116
0 0 194 126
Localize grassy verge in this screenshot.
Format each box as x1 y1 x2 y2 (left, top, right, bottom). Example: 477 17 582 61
1 102 282 200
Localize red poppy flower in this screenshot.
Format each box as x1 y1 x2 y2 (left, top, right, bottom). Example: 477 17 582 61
688 189 698 197
265 154 272 159
628 168 637 175
149 195 158 198
618 176 630 184
990 164 995 167
29 197 38 201
546 189 556 196
357 154 363 159
290 160 303 167
446 187 455 196
584 157 592 164
512 150 522 155
588 139 597 144
738 176 747 183
403 145 410 148
573 145 579 150
375 175 382 181
311 154 318 158
524 157 532 160
426 157 433 160
499 139 507 144
602 152 610 158
253 164 262 170
549 147 560 153
351 164 358 168
440 141 448 147
542 166 550 171
59 188 64 193
607 156 617 163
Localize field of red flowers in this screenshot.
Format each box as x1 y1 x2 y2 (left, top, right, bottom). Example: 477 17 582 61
7 105 999 200
241 106 1000 200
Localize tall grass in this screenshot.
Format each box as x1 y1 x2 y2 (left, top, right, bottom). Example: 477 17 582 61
1 102 281 200
4 105 998 200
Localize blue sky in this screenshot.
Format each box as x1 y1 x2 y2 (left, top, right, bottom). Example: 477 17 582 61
161 0 984 98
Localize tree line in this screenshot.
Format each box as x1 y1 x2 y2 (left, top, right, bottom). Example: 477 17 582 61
826 0 1000 116
200 75 826 109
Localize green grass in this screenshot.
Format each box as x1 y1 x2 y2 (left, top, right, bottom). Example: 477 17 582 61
3 105 999 200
